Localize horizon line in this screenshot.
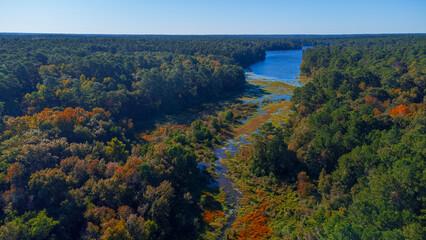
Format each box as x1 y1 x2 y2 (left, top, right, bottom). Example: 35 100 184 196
1 32 425 36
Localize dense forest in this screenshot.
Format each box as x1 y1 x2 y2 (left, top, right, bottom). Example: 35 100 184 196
0 34 424 239
225 35 425 239
288 38 425 239
0 34 302 239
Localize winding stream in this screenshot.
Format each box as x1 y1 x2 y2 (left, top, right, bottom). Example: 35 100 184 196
208 47 309 238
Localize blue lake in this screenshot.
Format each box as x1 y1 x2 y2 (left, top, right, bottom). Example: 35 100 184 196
247 47 310 83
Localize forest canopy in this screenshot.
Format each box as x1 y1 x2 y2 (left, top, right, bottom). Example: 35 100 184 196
0 34 424 239
227 34 425 239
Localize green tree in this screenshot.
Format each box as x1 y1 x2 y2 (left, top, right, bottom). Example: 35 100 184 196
106 137 129 164
223 109 234 123
0 210 58 240
250 123 298 181
28 169 69 209
28 210 59 240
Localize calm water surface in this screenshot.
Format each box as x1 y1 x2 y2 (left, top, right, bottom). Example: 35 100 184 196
248 46 310 84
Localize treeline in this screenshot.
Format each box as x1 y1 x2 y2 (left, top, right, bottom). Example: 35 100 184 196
0 35 315 121
1 34 415 120
235 35 425 239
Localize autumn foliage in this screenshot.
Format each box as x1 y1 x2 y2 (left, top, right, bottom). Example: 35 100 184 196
297 171 314 198
364 95 379 105
202 210 225 223
5 162 24 185
389 104 411 117
5 107 110 132
233 202 271 240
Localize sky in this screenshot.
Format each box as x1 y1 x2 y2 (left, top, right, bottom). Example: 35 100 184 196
0 0 425 35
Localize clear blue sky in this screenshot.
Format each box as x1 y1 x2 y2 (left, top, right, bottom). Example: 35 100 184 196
1 0 425 34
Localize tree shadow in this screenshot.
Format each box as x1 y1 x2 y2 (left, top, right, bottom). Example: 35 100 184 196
134 82 268 131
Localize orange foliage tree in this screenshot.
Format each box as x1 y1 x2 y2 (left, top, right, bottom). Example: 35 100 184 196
389 104 411 117
202 210 225 223
364 95 379 105
233 202 271 240
5 162 24 186
4 107 110 135
374 108 382 116
297 171 313 198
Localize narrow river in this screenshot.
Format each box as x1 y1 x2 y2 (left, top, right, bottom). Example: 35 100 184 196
210 47 310 238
